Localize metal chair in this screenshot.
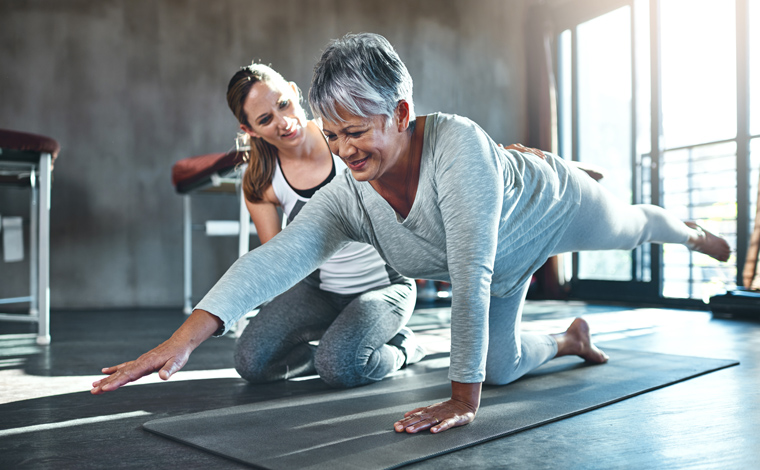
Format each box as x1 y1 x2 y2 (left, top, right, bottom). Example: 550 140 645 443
171 151 257 314
0 129 58 345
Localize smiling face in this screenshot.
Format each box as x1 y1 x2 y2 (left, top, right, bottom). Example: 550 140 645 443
321 104 411 183
240 79 308 150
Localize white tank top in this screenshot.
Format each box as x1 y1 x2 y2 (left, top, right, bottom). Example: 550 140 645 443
271 154 401 294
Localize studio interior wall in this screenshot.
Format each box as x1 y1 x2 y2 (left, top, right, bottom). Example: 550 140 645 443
0 0 529 309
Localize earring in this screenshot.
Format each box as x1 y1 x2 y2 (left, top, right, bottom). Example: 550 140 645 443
235 132 252 151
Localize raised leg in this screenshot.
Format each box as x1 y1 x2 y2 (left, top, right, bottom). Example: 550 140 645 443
553 169 730 262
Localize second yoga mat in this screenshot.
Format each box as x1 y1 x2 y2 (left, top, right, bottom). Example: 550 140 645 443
144 349 737 469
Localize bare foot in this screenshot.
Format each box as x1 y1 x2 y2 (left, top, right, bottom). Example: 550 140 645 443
684 222 731 262
572 161 605 181
552 318 609 363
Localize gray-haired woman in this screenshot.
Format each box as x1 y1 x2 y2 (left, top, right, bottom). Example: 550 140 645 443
305 32 727 433
94 33 729 435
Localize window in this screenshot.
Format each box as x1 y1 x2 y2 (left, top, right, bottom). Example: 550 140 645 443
751 0 760 137
750 0 760 232
575 7 633 281
555 0 754 302
659 0 738 300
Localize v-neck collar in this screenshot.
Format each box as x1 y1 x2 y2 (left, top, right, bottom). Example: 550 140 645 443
366 115 429 226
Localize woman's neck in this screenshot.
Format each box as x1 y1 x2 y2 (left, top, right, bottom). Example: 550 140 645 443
276 120 328 163
371 116 426 218
274 120 333 190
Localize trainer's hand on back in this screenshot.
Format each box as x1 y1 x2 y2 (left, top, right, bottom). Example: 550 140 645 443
499 143 547 160
90 337 192 394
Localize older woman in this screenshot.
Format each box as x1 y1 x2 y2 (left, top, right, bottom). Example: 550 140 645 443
93 33 730 435
301 33 724 433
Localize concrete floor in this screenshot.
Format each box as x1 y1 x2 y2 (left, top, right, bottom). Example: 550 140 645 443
1 302 758 469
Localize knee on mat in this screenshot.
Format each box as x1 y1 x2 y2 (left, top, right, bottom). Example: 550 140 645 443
234 351 269 384
314 346 366 389
233 339 284 384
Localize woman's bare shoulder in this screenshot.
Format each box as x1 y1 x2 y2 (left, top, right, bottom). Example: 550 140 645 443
258 183 279 206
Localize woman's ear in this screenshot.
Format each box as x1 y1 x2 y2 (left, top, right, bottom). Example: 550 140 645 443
395 100 411 132
240 123 260 139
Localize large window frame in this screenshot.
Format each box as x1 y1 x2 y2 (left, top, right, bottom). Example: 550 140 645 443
547 0 755 307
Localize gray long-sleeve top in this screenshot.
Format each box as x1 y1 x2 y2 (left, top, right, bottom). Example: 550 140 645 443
196 112 582 383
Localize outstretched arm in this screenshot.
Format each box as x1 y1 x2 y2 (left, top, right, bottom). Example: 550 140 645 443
91 309 222 394
91 177 356 395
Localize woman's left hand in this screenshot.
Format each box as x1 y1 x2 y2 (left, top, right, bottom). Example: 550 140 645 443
394 381 481 434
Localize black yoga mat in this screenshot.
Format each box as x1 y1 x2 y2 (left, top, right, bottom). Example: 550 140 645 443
144 349 737 469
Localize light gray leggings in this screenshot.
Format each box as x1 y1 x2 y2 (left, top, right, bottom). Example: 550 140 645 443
484 168 693 386
235 277 416 388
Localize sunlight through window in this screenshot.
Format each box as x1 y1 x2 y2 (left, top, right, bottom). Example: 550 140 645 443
659 0 738 300
660 0 737 149
576 6 633 281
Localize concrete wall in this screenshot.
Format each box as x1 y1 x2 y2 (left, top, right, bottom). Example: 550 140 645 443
0 0 529 309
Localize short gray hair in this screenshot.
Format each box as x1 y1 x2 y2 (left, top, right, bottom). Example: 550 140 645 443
309 33 415 124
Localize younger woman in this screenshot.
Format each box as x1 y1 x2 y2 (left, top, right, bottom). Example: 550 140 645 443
225 63 423 388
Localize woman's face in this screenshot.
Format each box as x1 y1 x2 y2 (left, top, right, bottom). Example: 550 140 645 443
321 106 409 183
241 79 308 150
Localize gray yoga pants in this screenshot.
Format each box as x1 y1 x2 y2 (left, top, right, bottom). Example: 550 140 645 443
234 277 416 388
483 168 692 386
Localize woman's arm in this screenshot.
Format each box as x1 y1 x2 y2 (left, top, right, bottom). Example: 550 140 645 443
246 185 282 244
194 178 356 335
93 179 356 394
91 309 222 394
395 115 505 434
438 118 504 384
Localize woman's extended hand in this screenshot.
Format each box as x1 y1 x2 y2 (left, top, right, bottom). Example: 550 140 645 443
90 337 193 394
394 381 482 434
90 309 223 395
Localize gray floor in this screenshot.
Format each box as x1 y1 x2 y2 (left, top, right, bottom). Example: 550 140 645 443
1 302 758 469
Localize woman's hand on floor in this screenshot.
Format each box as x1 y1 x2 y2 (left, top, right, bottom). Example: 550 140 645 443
393 381 482 433
90 309 223 395
90 337 192 394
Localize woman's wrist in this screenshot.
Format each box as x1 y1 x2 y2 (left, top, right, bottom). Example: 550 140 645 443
450 380 482 412
172 309 225 350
